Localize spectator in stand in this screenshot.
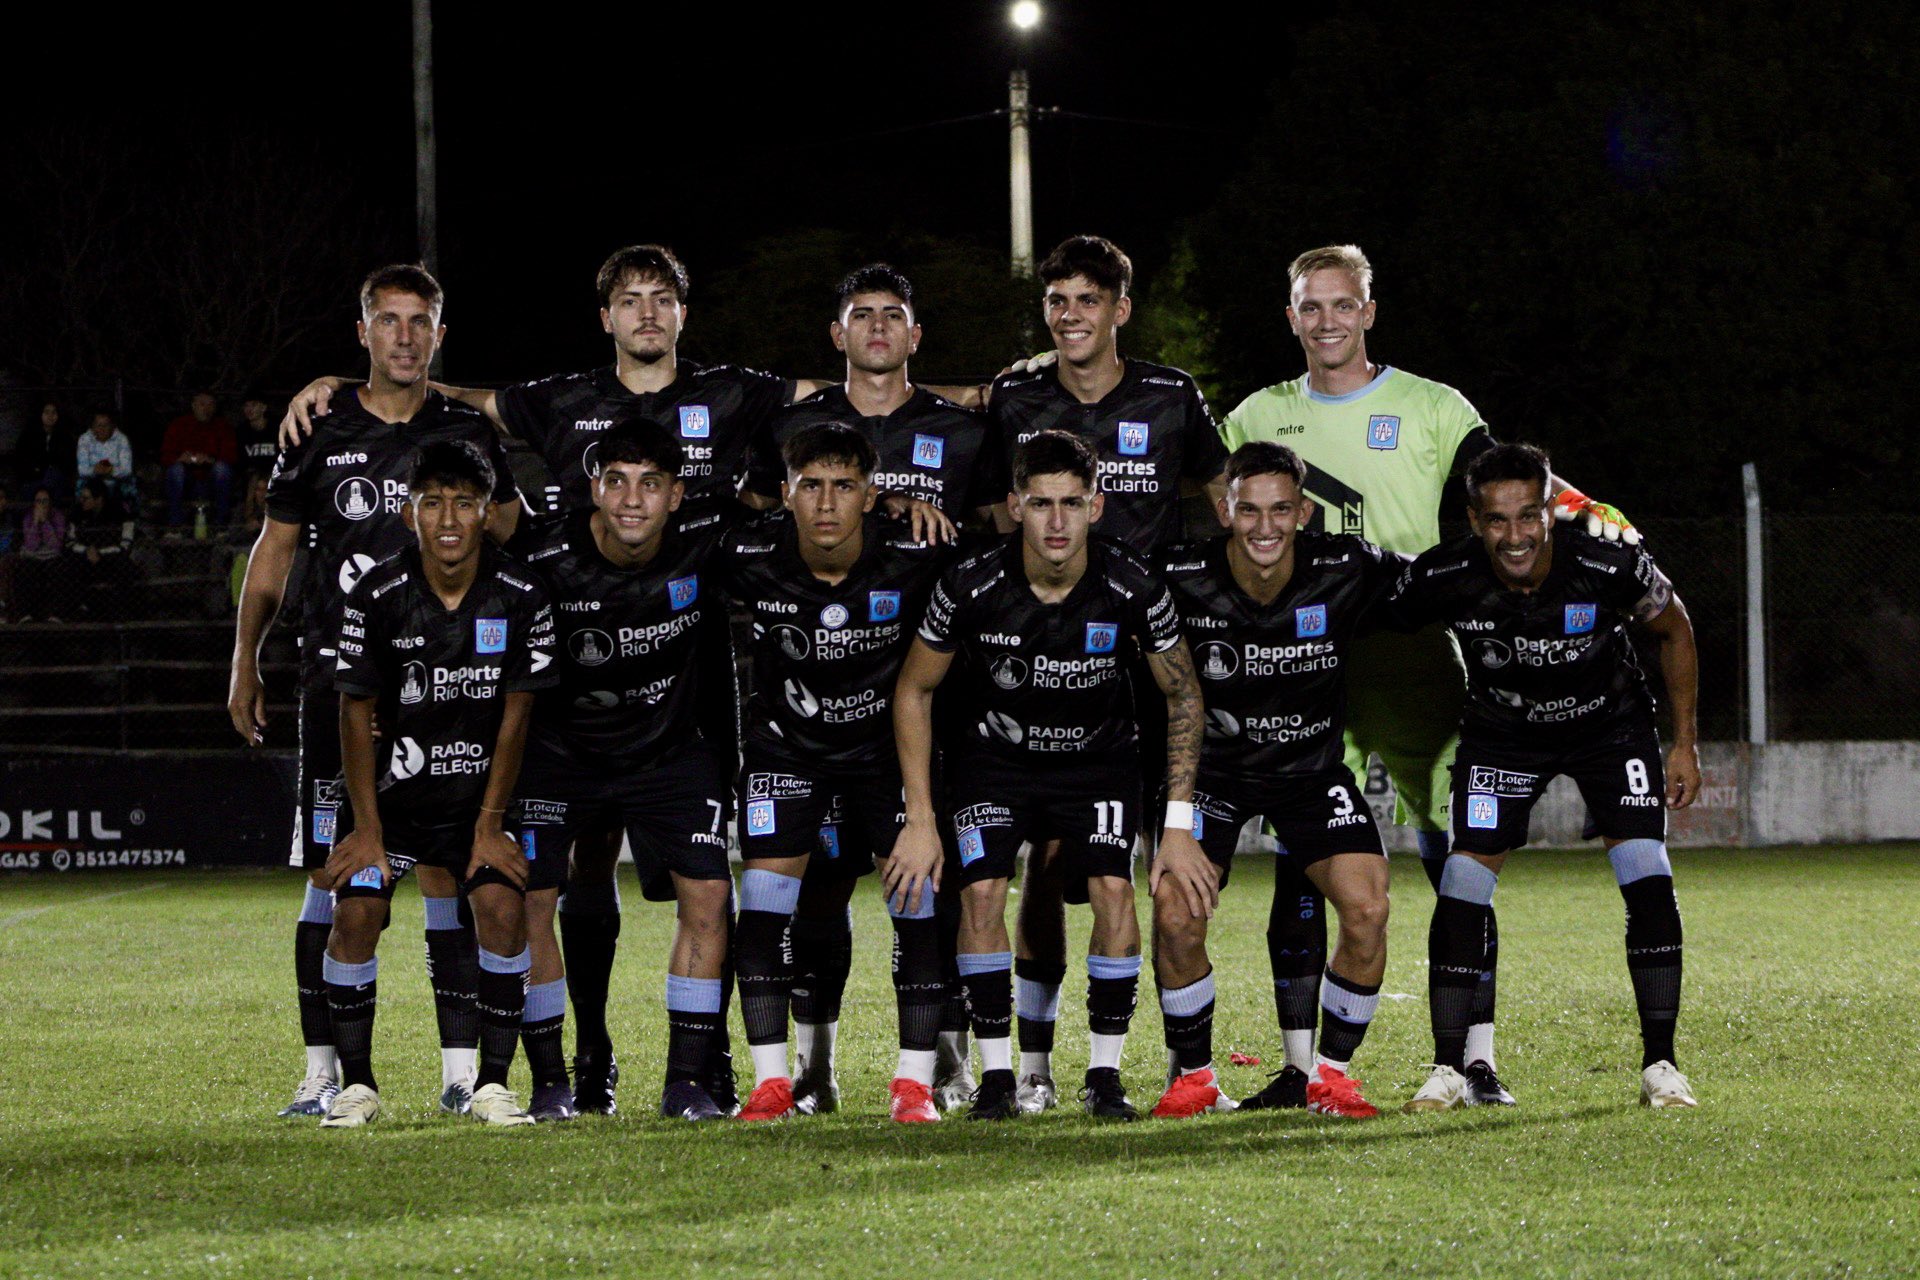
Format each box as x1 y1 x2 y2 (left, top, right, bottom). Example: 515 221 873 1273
76 409 136 507
227 470 271 607
68 477 137 618
235 394 280 477
161 390 237 529
12 485 71 621
16 402 77 496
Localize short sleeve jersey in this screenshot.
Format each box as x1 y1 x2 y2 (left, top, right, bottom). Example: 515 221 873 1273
719 510 946 769
266 390 520 666
495 361 792 515
990 359 1227 551
918 532 1183 763
509 507 730 769
332 545 557 822
1161 531 1405 781
1220 367 1486 555
1385 527 1676 744
743 386 1005 519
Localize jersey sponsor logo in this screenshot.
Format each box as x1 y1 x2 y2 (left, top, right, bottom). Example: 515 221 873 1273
868 591 901 622
756 599 798 614
516 799 568 825
980 631 1021 647
386 736 426 782
669 576 700 611
529 649 553 673
574 689 620 709
312 778 345 806
337 553 379 596
746 772 812 800
1367 415 1401 450
399 662 427 705
820 603 850 629
911 434 945 468
574 417 613 432
334 476 380 521
990 654 1029 691
1196 641 1238 680
1302 463 1365 537
1565 603 1597 634
745 799 777 837
570 629 614 666
312 805 337 846
1468 766 1536 797
325 451 369 467
475 618 508 654
1295 604 1328 638
1466 793 1499 829
581 440 602 480
784 678 820 718
677 405 711 438
1085 622 1118 654
1117 422 1150 456
772 624 810 661
1204 708 1240 739
980 711 1024 746
957 827 986 866
1473 638 1512 669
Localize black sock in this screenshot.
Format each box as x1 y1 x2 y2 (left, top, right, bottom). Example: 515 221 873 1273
521 979 569 1089
1015 956 1066 1056
790 908 853 1029
1428 896 1488 1070
296 921 333 1050
937 890 970 1034
1268 868 1327 1042
1474 908 1500 1029
559 910 619 1055
1159 971 1216 1072
959 961 1013 1042
664 975 722 1086
709 901 736 1074
423 904 480 1055
1622 876 1683 1068
1087 958 1141 1037
1317 967 1381 1066
324 954 379 1091
735 872 799 1049
890 913 945 1054
475 948 529 1089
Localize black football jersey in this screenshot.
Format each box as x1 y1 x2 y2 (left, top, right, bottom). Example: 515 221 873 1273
720 511 946 768
1385 527 1676 743
332 545 557 821
989 358 1227 551
495 361 792 515
742 385 1006 519
1162 532 1404 780
918 532 1183 763
267 390 520 666
509 507 730 768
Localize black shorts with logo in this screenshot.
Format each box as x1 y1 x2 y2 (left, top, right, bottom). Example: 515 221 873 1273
738 747 904 882
945 749 1140 903
1188 765 1384 889
511 739 733 901
331 816 524 901
289 659 343 872
1449 721 1668 856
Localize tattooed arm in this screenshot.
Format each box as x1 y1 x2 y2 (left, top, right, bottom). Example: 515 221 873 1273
1145 638 1219 918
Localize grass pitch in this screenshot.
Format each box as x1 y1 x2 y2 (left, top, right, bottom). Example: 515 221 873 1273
2 845 1917 1279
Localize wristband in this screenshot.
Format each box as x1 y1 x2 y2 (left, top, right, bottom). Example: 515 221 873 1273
1162 801 1196 833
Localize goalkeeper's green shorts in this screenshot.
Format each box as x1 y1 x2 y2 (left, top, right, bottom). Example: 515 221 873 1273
1341 626 1464 833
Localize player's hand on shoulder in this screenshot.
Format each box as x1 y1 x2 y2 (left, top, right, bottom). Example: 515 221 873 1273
1552 487 1640 545
999 350 1057 380
881 495 957 545
1666 741 1702 809
879 818 944 916
468 828 529 889
1149 827 1219 920
321 828 388 891
279 376 354 448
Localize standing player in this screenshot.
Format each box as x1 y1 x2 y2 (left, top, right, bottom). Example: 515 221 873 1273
508 421 740 1121
1150 442 1401 1120
229 265 520 1119
315 441 556 1127
888 430 1204 1121
1387 443 1698 1110
986 235 1227 1110
1218 244 1636 1104
721 424 948 1123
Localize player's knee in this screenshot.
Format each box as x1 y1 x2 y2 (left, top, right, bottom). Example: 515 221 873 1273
329 900 384 960
959 880 1006 928
1337 889 1389 941
1151 893 1205 954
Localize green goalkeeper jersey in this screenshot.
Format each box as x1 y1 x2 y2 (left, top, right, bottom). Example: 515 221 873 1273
1220 366 1485 556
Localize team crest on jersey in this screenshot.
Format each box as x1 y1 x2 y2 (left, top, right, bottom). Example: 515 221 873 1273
746 800 776 837
1085 622 1118 654
570 629 614 666
399 662 427 705
312 805 337 847
820 603 850 629
1366 415 1401 451
334 476 379 521
911 434 945 468
1196 641 1238 680
1295 604 1328 638
669 576 699 611
677 405 711 438
476 618 508 654
868 591 901 622
1117 421 1150 456
957 828 986 866
1466 793 1499 829
1565 603 1597 634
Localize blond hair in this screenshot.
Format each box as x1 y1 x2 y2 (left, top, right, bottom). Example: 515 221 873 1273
1287 244 1373 300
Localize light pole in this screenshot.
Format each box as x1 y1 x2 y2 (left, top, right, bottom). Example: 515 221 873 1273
1008 2 1040 277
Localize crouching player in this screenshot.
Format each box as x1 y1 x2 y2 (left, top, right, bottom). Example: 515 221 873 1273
315 441 558 1127
888 430 1204 1121
1389 443 1700 1111
721 423 949 1122
1151 442 1402 1119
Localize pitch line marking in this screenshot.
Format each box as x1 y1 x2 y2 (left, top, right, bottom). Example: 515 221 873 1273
0 882 167 929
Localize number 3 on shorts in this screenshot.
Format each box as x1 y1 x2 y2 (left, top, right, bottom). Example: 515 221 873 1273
1328 785 1355 817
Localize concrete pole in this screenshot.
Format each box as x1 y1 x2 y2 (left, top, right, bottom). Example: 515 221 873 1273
1743 461 1767 745
1009 69 1034 278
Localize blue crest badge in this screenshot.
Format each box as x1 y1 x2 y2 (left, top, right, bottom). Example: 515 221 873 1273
476 618 508 654
1367 415 1401 450
668 576 699 611
521 830 538 862
349 865 384 890
1117 421 1150 456
869 591 901 622
312 805 337 846
911 434 944 468
819 825 842 860
1565 603 1596 635
958 828 986 866
746 800 776 837
677 405 711 438
1085 622 1118 654
1295 604 1328 638
1190 810 1205 839
1466 793 1499 829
